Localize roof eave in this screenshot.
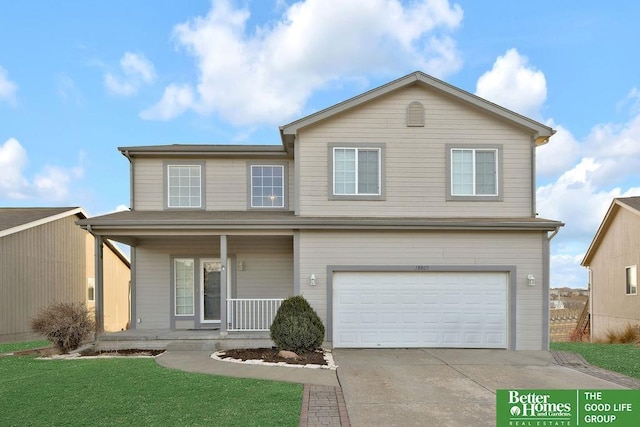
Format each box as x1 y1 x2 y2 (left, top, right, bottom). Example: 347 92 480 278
279 71 555 144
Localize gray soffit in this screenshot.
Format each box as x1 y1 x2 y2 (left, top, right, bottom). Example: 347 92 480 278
280 71 555 147
77 210 563 232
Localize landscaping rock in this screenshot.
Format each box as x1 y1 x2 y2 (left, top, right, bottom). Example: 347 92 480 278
278 350 299 360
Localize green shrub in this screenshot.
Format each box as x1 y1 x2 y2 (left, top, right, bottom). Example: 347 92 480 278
31 302 95 353
270 296 325 352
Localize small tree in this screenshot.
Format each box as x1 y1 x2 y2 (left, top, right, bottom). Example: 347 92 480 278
31 302 95 353
270 295 325 353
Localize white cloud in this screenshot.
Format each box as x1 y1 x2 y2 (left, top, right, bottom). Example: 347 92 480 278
550 254 588 289
475 48 547 119
0 137 85 202
0 66 18 104
582 113 640 187
104 52 156 96
141 0 464 124
0 138 29 198
536 122 581 177
139 84 194 120
475 51 640 287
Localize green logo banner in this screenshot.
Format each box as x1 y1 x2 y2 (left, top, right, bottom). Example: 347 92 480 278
497 389 640 426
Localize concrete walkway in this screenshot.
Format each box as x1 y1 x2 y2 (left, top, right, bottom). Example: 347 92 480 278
156 350 339 386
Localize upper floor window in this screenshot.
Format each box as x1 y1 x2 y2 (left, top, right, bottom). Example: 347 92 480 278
626 265 637 295
165 162 205 209
332 147 381 196
446 145 502 201
251 165 285 208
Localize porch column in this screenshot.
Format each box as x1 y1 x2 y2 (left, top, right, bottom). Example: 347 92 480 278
220 235 227 332
94 235 104 335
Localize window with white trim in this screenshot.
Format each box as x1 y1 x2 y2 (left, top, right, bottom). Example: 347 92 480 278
251 165 284 208
174 258 195 316
167 165 202 208
626 265 637 295
333 147 381 196
450 148 498 196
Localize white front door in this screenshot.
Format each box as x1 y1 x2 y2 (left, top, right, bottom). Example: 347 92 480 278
333 271 508 348
200 259 231 324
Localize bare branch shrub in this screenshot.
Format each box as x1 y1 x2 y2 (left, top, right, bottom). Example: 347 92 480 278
31 302 95 353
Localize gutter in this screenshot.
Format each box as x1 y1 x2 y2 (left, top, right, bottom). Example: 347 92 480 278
547 225 561 241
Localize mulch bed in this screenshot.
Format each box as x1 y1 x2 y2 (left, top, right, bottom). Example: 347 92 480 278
9 347 164 357
220 348 327 365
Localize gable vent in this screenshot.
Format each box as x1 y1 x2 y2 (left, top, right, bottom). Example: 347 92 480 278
406 101 425 127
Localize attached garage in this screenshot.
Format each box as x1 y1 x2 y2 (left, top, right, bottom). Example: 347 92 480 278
332 271 509 349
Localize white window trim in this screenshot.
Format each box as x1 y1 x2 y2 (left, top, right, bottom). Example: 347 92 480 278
164 161 206 210
445 144 503 202
332 147 381 196
250 164 286 208
626 265 637 295
450 148 498 196
174 258 195 316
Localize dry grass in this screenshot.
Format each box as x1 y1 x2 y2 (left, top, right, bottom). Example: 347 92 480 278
601 324 640 344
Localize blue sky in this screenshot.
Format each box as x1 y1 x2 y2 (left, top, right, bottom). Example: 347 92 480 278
1 0 640 288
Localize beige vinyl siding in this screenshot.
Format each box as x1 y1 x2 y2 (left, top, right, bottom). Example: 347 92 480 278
0 215 86 339
297 85 533 217
102 243 131 331
298 230 546 350
85 235 131 332
133 158 164 210
133 236 293 329
133 158 295 212
589 207 640 340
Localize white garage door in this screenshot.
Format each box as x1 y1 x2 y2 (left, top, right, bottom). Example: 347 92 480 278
333 271 508 348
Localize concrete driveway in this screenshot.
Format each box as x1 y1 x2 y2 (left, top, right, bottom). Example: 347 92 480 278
334 349 628 426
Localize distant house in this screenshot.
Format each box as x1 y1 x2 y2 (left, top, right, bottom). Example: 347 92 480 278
79 71 563 351
582 197 640 340
0 207 130 342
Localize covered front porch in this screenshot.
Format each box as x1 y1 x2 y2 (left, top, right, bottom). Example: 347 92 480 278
90 229 295 337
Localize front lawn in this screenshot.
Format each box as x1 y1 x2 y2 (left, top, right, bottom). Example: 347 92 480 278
550 342 640 379
0 341 302 426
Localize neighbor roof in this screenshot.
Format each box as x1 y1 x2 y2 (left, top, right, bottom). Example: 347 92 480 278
581 197 640 266
0 207 86 238
280 71 556 147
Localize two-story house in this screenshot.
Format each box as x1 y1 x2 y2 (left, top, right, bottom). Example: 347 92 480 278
79 71 562 351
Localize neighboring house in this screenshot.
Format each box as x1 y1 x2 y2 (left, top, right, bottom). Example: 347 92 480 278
581 197 640 341
0 207 130 342
78 71 562 350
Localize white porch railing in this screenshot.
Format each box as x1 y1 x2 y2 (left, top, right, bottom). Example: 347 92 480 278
226 298 284 331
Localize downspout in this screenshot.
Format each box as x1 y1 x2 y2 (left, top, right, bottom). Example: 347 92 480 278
123 150 134 210
87 225 105 344
542 225 561 350
122 149 137 331
531 136 537 217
